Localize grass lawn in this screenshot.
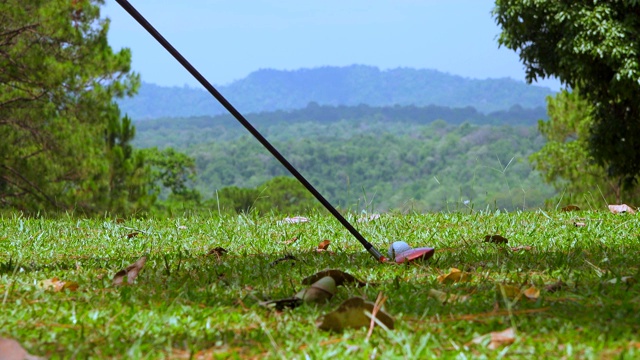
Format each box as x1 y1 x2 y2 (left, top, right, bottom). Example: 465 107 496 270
1 210 639 359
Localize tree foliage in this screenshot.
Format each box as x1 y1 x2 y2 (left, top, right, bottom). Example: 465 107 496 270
530 90 640 206
0 0 198 215
493 0 640 183
136 117 555 213
213 176 321 215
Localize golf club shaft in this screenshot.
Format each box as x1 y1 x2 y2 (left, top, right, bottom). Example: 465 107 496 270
115 0 386 262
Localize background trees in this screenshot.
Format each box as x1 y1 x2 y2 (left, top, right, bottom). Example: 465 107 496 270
530 90 640 207
0 0 197 215
493 0 640 185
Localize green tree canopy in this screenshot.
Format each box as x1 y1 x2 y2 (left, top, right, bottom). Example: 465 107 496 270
530 90 640 206
493 0 640 184
0 0 199 215
0 0 139 212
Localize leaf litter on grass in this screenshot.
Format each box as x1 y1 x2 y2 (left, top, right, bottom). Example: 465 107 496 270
4 212 640 358
112 255 147 286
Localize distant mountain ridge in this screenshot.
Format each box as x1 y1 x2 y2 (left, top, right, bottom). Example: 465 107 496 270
118 65 555 119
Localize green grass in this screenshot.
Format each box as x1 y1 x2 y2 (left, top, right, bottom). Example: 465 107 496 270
1 210 639 359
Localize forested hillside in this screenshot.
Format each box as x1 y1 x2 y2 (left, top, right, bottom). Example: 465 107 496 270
134 106 555 212
118 65 555 119
133 103 548 148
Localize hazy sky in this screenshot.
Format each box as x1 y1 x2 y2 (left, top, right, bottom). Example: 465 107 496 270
103 0 562 90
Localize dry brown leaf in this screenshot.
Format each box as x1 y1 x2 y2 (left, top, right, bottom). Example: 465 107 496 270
40 277 79 292
511 245 532 252
113 256 147 286
295 276 336 304
437 268 472 284
269 255 297 266
0 337 44 360
608 204 636 214
283 237 298 245
206 247 228 257
523 286 540 300
302 269 368 287
317 297 394 332
260 297 303 311
497 284 522 299
317 239 331 251
471 328 516 349
545 280 566 293
428 289 469 304
484 234 509 244
561 205 580 212
126 232 140 239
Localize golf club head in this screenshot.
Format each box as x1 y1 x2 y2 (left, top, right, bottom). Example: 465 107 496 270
388 241 435 264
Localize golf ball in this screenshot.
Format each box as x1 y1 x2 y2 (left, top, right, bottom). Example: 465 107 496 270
388 241 412 258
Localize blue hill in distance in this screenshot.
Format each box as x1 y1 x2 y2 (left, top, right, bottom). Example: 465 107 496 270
118 64 555 120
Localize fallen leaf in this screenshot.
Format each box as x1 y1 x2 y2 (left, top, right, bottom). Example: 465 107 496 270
281 216 309 224
511 245 532 252
39 277 79 292
295 276 336 304
206 247 228 257
437 268 472 284
269 254 297 266
428 289 469 304
302 269 368 287
545 280 566 293
0 337 44 360
260 297 304 311
126 232 140 239
497 284 522 299
561 205 580 212
317 239 331 251
523 286 540 300
484 234 509 244
357 213 380 223
113 256 147 286
470 328 516 349
317 297 394 332
608 204 636 214
282 237 298 245
606 276 636 285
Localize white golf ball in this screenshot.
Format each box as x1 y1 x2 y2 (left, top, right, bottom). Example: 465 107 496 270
388 241 412 258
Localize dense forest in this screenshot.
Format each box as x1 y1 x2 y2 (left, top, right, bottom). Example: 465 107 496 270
133 104 556 213
133 103 548 147
5 1 637 217
117 65 555 119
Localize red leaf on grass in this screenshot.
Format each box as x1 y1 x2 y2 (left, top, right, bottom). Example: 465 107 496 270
317 239 331 252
